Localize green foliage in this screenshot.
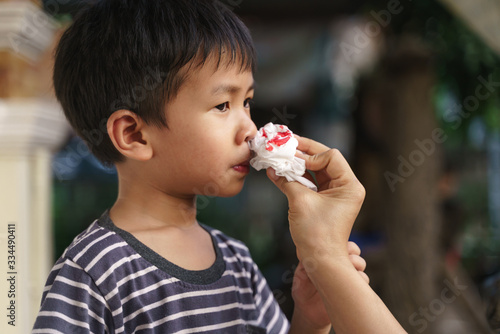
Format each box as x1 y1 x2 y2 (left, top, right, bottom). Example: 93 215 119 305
365 0 500 136
363 1 500 275
485 97 500 131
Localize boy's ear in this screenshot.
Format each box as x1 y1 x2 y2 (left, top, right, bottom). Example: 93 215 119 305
107 110 153 161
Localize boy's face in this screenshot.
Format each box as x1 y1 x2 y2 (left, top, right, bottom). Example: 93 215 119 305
147 56 257 198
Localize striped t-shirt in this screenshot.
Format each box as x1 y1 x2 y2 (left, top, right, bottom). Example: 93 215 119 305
32 212 290 333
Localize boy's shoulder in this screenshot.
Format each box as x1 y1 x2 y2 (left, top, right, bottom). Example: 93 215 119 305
58 215 254 269
58 217 129 270
53 213 257 287
201 223 252 257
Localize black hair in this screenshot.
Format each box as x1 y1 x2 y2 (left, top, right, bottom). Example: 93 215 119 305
53 0 256 165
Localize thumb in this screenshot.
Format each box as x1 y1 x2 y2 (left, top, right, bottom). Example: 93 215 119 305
266 168 306 199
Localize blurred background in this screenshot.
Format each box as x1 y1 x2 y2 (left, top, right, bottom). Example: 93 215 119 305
1 0 500 333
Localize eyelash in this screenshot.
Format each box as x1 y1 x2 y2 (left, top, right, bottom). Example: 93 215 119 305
244 98 254 108
215 98 253 112
215 102 229 112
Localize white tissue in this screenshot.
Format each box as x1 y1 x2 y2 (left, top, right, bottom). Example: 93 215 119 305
249 122 317 191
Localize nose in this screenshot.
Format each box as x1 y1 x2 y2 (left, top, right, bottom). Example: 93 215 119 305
237 111 258 145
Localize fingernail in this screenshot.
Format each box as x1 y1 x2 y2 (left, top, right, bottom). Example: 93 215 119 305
268 168 279 181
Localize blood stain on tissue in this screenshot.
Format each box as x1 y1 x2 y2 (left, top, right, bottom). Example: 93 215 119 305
265 129 292 151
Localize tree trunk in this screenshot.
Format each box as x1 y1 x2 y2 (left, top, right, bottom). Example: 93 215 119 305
353 36 443 333
382 42 441 333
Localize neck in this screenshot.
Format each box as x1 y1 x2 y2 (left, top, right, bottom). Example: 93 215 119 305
109 167 198 231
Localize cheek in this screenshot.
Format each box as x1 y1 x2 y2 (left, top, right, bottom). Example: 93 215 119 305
154 122 233 174
176 144 224 176
188 131 230 158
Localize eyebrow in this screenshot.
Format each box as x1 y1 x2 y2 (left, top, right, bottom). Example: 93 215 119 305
212 82 255 95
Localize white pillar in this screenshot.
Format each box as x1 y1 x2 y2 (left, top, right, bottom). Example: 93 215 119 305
0 99 69 333
0 1 66 331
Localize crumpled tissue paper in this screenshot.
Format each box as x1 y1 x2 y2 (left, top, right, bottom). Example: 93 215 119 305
249 122 317 191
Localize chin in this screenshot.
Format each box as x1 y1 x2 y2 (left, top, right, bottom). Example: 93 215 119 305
214 180 246 198
194 173 247 198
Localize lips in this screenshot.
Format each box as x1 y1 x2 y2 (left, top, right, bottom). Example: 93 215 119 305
233 160 250 174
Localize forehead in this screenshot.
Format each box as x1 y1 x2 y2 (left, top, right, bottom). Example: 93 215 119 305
180 52 254 91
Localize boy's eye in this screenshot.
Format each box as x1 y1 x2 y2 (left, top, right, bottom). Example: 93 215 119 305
215 102 229 112
244 98 253 108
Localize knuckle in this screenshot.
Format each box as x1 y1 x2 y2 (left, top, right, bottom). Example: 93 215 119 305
347 241 360 254
352 179 366 203
288 191 315 212
361 272 370 284
326 148 341 159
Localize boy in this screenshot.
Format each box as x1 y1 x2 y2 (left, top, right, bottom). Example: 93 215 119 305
33 0 405 333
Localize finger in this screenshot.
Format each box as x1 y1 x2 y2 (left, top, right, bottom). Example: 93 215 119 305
349 254 367 272
301 170 316 185
294 261 308 280
299 150 359 193
347 241 361 256
266 168 313 200
292 262 313 292
302 148 353 176
296 135 330 156
297 265 316 290
295 136 360 192
359 271 370 284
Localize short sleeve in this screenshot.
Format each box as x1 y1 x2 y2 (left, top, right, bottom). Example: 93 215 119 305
32 258 113 333
250 261 290 334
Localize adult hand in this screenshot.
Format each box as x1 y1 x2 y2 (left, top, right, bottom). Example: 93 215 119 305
266 135 365 261
268 135 406 333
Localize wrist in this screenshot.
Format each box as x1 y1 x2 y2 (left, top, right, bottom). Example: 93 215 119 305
296 243 351 272
290 308 331 334
300 254 355 289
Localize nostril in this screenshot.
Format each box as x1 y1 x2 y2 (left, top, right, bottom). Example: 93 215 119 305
246 133 256 142
244 125 257 143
